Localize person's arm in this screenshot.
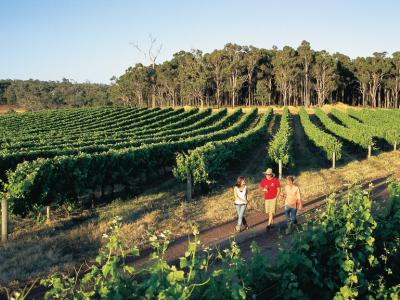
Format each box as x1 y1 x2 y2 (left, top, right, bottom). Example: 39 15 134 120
297 186 303 209
245 187 251 206
233 187 238 200
275 179 281 201
276 187 281 201
259 182 264 192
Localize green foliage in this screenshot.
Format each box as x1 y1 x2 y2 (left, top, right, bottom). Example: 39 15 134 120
331 108 398 147
0 78 111 110
0 108 227 172
299 107 342 161
174 108 272 185
348 108 400 147
312 50 337 106
4 109 254 215
254 80 271 106
2 43 400 109
33 183 400 299
267 107 294 166
315 108 374 149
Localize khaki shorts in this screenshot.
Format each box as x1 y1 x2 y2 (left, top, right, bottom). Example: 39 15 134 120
264 199 277 214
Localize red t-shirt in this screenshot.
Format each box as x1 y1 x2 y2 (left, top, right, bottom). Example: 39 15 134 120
260 178 281 200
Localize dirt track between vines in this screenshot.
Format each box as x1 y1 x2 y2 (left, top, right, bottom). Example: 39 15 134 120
131 174 391 269
4 175 392 300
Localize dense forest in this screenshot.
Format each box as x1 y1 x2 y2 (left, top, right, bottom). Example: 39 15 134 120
0 78 112 110
113 41 400 108
1 41 400 110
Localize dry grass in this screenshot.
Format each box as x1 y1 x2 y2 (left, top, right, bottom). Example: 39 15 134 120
0 105 26 114
1 150 400 288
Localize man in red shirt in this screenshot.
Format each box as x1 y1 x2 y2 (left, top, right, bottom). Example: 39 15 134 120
259 168 281 230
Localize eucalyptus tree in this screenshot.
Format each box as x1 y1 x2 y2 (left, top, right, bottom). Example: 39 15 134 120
332 52 357 105
223 43 247 108
272 46 299 106
190 50 209 108
354 57 370 106
297 40 314 107
243 46 262 106
175 50 208 107
366 52 391 108
111 63 153 107
390 52 400 107
4 41 400 109
311 51 337 107
131 35 162 108
205 49 227 107
255 49 274 106
157 59 180 107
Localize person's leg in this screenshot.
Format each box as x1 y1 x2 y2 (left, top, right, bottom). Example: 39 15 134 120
269 198 277 226
292 208 298 225
285 207 294 234
235 205 242 231
239 204 246 227
284 205 291 226
264 201 270 227
242 205 248 228
268 212 273 226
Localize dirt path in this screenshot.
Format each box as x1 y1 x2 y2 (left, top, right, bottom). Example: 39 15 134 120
132 174 392 268
291 111 323 171
242 114 279 177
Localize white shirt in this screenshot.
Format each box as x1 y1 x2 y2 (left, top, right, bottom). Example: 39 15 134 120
234 186 247 205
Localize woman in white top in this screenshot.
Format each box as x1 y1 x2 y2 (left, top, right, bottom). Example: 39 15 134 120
233 176 249 232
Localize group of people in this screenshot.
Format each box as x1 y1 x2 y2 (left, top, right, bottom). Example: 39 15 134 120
233 168 303 234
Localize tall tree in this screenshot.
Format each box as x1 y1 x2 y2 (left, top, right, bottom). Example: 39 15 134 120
333 52 357 105
205 50 227 108
366 52 391 108
111 63 153 107
297 40 314 107
132 35 162 108
243 46 261 106
390 52 400 108
354 57 370 106
312 51 337 107
157 59 179 107
272 46 298 106
223 43 246 108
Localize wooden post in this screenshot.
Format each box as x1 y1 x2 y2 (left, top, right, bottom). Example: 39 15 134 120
186 167 192 202
368 145 372 158
394 142 397 151
1 198 8 242
332 152 336 169
46 206 50 223
278 159 283 180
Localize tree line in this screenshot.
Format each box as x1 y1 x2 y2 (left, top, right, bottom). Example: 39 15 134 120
1 41 400 110
0 78 112 110
112 41 400 109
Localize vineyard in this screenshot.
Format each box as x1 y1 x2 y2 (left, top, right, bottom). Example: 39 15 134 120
0 105 400 299
0 105 399 216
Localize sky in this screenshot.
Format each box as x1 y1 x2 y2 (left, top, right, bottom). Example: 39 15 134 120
1 0 399 83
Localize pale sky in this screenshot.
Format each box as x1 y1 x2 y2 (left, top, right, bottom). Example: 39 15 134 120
1 0 399 83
